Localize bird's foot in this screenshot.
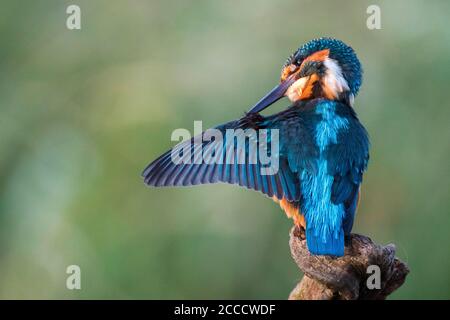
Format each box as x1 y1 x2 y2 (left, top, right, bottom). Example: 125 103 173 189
288 228 410 300
293 225 306 240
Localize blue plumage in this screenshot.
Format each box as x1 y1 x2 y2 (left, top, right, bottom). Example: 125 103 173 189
299 100 368 255
142 38 370 257
143 100 369 256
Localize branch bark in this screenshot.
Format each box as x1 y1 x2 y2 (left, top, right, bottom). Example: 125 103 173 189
288 226 409 300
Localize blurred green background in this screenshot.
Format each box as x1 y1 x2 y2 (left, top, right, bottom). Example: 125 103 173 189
0 0 449 299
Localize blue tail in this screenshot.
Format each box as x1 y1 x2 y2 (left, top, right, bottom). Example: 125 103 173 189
306 227 344 256
300 165 347 257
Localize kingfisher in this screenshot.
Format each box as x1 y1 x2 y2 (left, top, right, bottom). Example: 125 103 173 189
142 38 369 257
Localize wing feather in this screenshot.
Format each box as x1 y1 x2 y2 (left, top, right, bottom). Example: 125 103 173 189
142 112 304 200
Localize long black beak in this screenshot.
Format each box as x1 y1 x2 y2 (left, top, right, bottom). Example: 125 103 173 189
248 75 296 114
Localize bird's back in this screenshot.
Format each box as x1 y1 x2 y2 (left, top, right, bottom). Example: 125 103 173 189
277 99 369 256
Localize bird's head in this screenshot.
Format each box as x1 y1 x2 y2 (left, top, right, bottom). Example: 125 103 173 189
249 37 362 113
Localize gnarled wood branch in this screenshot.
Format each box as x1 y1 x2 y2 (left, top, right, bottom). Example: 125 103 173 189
288 226 409 300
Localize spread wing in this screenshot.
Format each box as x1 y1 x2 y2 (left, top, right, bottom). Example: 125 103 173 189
142 111 316 202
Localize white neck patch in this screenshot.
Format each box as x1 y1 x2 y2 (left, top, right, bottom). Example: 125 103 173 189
323 58 349 97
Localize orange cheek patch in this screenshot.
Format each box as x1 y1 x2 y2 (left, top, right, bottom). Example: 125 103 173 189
300 49 330 69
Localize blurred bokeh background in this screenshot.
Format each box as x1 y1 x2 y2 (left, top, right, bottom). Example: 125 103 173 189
0 0 449 299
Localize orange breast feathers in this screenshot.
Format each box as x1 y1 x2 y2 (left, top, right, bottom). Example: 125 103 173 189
273 189 361 229
300 73 319 99
272 197 306 228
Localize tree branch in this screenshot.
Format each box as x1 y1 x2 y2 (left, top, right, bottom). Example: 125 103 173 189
288 226 409 300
